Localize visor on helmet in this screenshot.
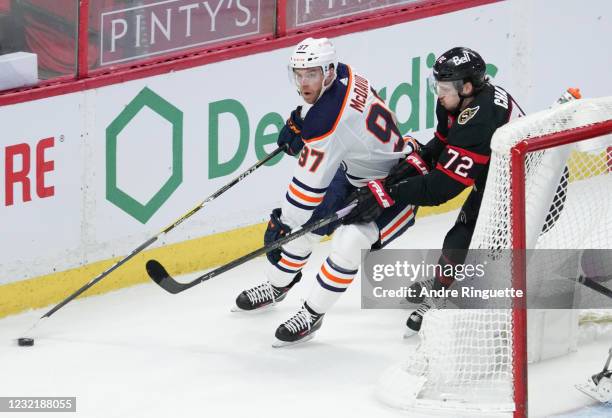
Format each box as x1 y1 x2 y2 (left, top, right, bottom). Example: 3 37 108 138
428 74 463 96
288 66 324 88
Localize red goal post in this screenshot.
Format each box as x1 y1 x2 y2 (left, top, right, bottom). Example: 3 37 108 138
510 118 612 417
376 96 612 417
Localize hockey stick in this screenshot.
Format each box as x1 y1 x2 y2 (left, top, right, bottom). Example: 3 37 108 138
568 275 612 300
36 146 286 321
146 203 356 294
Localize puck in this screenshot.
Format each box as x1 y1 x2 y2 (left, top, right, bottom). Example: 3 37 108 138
17 338 34 347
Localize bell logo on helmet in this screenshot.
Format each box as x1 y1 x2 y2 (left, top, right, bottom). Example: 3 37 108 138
451 50 474 66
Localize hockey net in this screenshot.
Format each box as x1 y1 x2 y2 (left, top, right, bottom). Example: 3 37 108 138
377 96 612 416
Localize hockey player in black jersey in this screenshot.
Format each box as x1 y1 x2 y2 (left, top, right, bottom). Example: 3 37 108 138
346 46 519 336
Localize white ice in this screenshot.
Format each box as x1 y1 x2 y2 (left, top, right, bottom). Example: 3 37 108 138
1 211 611 418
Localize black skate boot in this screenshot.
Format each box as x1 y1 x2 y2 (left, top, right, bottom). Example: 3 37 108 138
404 301 432 338
233 273 301 312
273 302 324 347
404 278 434 304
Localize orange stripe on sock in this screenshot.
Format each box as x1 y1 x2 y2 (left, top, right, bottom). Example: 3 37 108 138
288 184 324 204
280 258 307 268
321 264 354 285
381 209 414 240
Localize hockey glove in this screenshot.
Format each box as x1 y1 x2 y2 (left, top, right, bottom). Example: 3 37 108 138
264 208 292 264
385 151 431 189
342 180 395 225
277 106 304 156
402 134 421 155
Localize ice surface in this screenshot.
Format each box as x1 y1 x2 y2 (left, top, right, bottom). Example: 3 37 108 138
1 211 610 417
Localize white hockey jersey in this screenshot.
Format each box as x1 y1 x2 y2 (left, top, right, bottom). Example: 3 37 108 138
282 63 412 229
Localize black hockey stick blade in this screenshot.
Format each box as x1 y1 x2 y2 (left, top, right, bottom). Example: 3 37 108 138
147 203 356 294
571 274 612 300
146 259 190 294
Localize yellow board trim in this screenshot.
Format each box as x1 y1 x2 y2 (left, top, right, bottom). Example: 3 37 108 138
0 223 266 318
416 188 470 218
0 192 470 319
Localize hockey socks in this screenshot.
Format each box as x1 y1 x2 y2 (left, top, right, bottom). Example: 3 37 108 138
266 249 311 288
309 257 358 313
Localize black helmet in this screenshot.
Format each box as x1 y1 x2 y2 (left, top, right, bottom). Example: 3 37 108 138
433 47 486 90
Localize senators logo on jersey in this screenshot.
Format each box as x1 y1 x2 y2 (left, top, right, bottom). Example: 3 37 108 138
458 106 480 125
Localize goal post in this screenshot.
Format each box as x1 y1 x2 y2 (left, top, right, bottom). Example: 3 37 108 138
510 118 612 417
376 96 612 417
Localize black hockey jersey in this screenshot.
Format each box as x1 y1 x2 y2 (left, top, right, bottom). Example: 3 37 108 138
394 83 518 206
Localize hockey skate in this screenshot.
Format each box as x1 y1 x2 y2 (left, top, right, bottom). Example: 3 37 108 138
404 301 432 338
272 302 324 348
576 347 612 403
232 273 301 312
402 278 434 305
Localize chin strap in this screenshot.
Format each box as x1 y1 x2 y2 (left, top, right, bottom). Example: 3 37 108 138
315 68 337 102
439 80 489 114
457 95 466 111
457 86 475 110
457 82 485 111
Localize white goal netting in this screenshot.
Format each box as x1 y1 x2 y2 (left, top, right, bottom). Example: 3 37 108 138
377 95 612 414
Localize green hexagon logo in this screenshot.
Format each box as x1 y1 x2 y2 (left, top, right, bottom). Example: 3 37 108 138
106 87 183 223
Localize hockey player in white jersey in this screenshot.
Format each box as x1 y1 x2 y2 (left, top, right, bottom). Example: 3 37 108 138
232 37 428 346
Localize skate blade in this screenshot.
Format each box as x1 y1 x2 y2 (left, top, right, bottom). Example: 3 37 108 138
575 382 611 403
230 303 275 313
272 334 314 348
403 328 418 339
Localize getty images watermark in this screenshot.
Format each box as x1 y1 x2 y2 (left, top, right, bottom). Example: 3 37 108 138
361 249 612 310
